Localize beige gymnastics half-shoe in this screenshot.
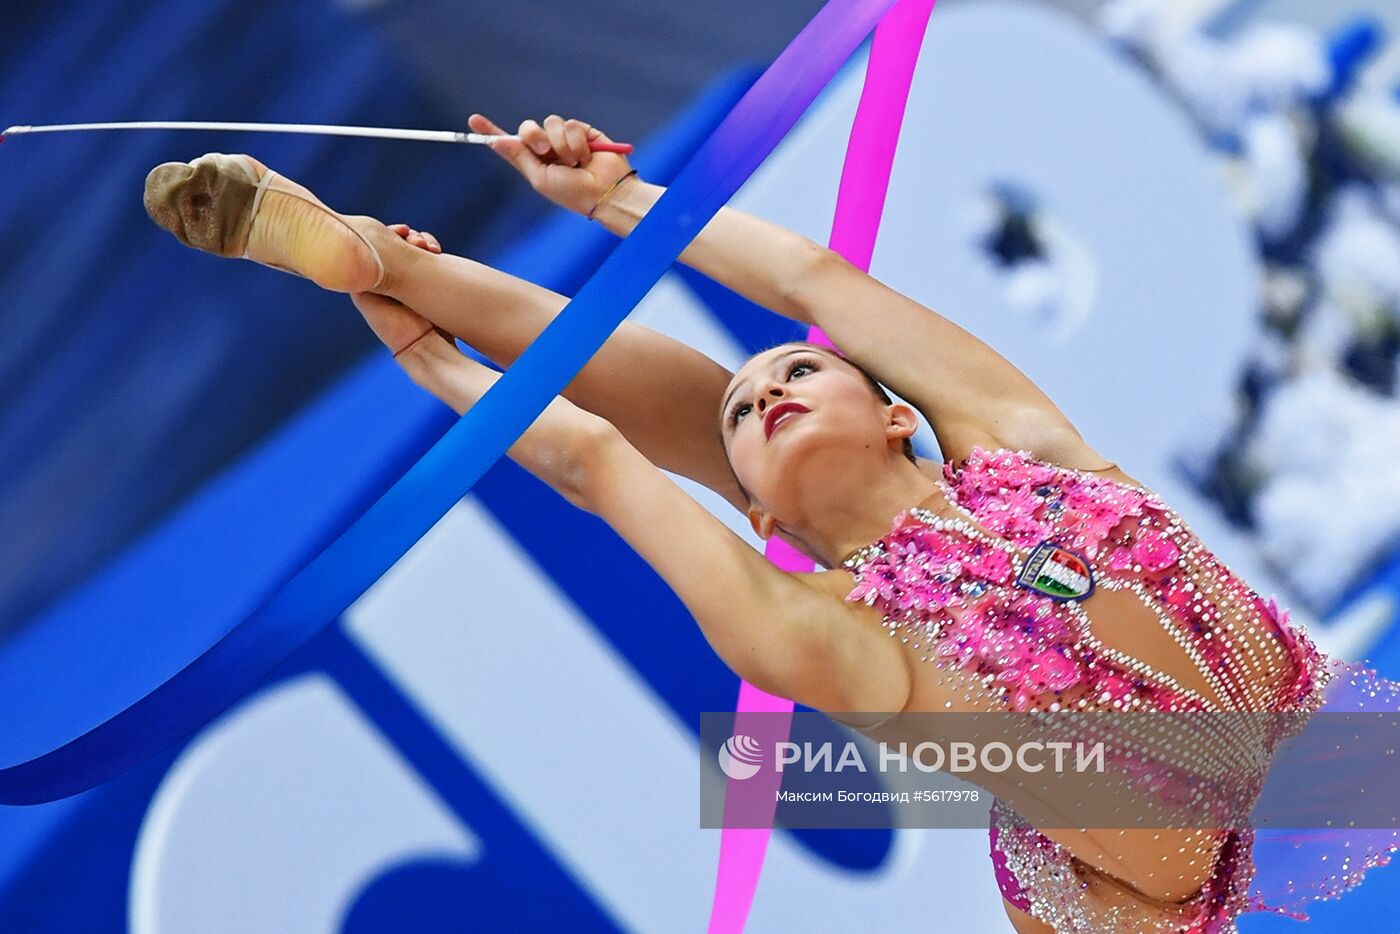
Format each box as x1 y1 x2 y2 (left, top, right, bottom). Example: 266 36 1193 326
143 153 386 293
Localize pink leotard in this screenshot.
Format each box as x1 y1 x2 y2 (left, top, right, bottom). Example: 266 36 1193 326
841 446 1352 932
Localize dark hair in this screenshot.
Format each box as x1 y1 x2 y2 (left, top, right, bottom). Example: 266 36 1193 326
722 341 919 501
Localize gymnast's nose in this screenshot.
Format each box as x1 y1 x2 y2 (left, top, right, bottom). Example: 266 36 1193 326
755 384 785 412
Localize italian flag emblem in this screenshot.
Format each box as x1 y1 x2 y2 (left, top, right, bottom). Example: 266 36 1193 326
1016 542 1095 601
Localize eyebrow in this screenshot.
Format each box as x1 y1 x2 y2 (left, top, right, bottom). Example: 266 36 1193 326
720 347 819 424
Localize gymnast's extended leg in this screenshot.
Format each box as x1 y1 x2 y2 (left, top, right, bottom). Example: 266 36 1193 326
144 152 745 505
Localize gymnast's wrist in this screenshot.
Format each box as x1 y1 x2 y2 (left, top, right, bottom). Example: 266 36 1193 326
589 173 654 233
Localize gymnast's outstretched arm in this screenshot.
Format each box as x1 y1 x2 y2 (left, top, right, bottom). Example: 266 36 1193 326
375 227 745 508
469 113 1114 471
351 290 909 714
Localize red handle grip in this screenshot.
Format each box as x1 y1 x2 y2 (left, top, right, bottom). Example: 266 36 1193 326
588 141 634 154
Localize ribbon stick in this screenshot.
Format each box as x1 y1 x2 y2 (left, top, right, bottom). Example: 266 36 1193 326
708 1 936 931
0 0 902 806
0 120 634 153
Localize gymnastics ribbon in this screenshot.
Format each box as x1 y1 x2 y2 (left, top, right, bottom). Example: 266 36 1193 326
709 1 936 930
0 0 902 805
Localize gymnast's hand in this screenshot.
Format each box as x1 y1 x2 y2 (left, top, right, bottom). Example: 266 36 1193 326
468 112 633 216
386 223 442 254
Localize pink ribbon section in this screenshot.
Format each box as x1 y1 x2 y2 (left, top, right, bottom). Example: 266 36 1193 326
708 1 937 930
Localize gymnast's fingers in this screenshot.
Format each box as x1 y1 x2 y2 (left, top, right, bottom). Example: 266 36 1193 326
387 224 440 254
564 119 592 166
543 114 577 166
467 112 507 137
407 231 439 254
469 113 543 181
517 118 552 158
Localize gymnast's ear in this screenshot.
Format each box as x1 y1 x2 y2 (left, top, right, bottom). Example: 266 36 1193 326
886 402 919 443
748 506 820 562
747 503 777 541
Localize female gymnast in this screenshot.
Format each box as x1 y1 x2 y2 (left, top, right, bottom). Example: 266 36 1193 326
142 115 1356 932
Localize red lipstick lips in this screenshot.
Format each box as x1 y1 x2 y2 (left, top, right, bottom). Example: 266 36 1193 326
763 401 809 439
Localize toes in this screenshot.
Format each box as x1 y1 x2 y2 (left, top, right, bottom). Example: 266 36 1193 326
143 162 197 243
143 154 261 256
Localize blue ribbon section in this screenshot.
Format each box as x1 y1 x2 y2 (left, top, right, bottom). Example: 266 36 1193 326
0 0 899 805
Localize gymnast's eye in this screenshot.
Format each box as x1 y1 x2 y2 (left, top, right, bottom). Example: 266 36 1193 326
730 402 753 427
787 359 816 380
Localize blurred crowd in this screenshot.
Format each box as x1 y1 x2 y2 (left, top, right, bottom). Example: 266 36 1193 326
1101 0 1400 612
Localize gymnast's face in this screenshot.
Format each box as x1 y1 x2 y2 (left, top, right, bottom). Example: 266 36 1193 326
720 343 914 535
